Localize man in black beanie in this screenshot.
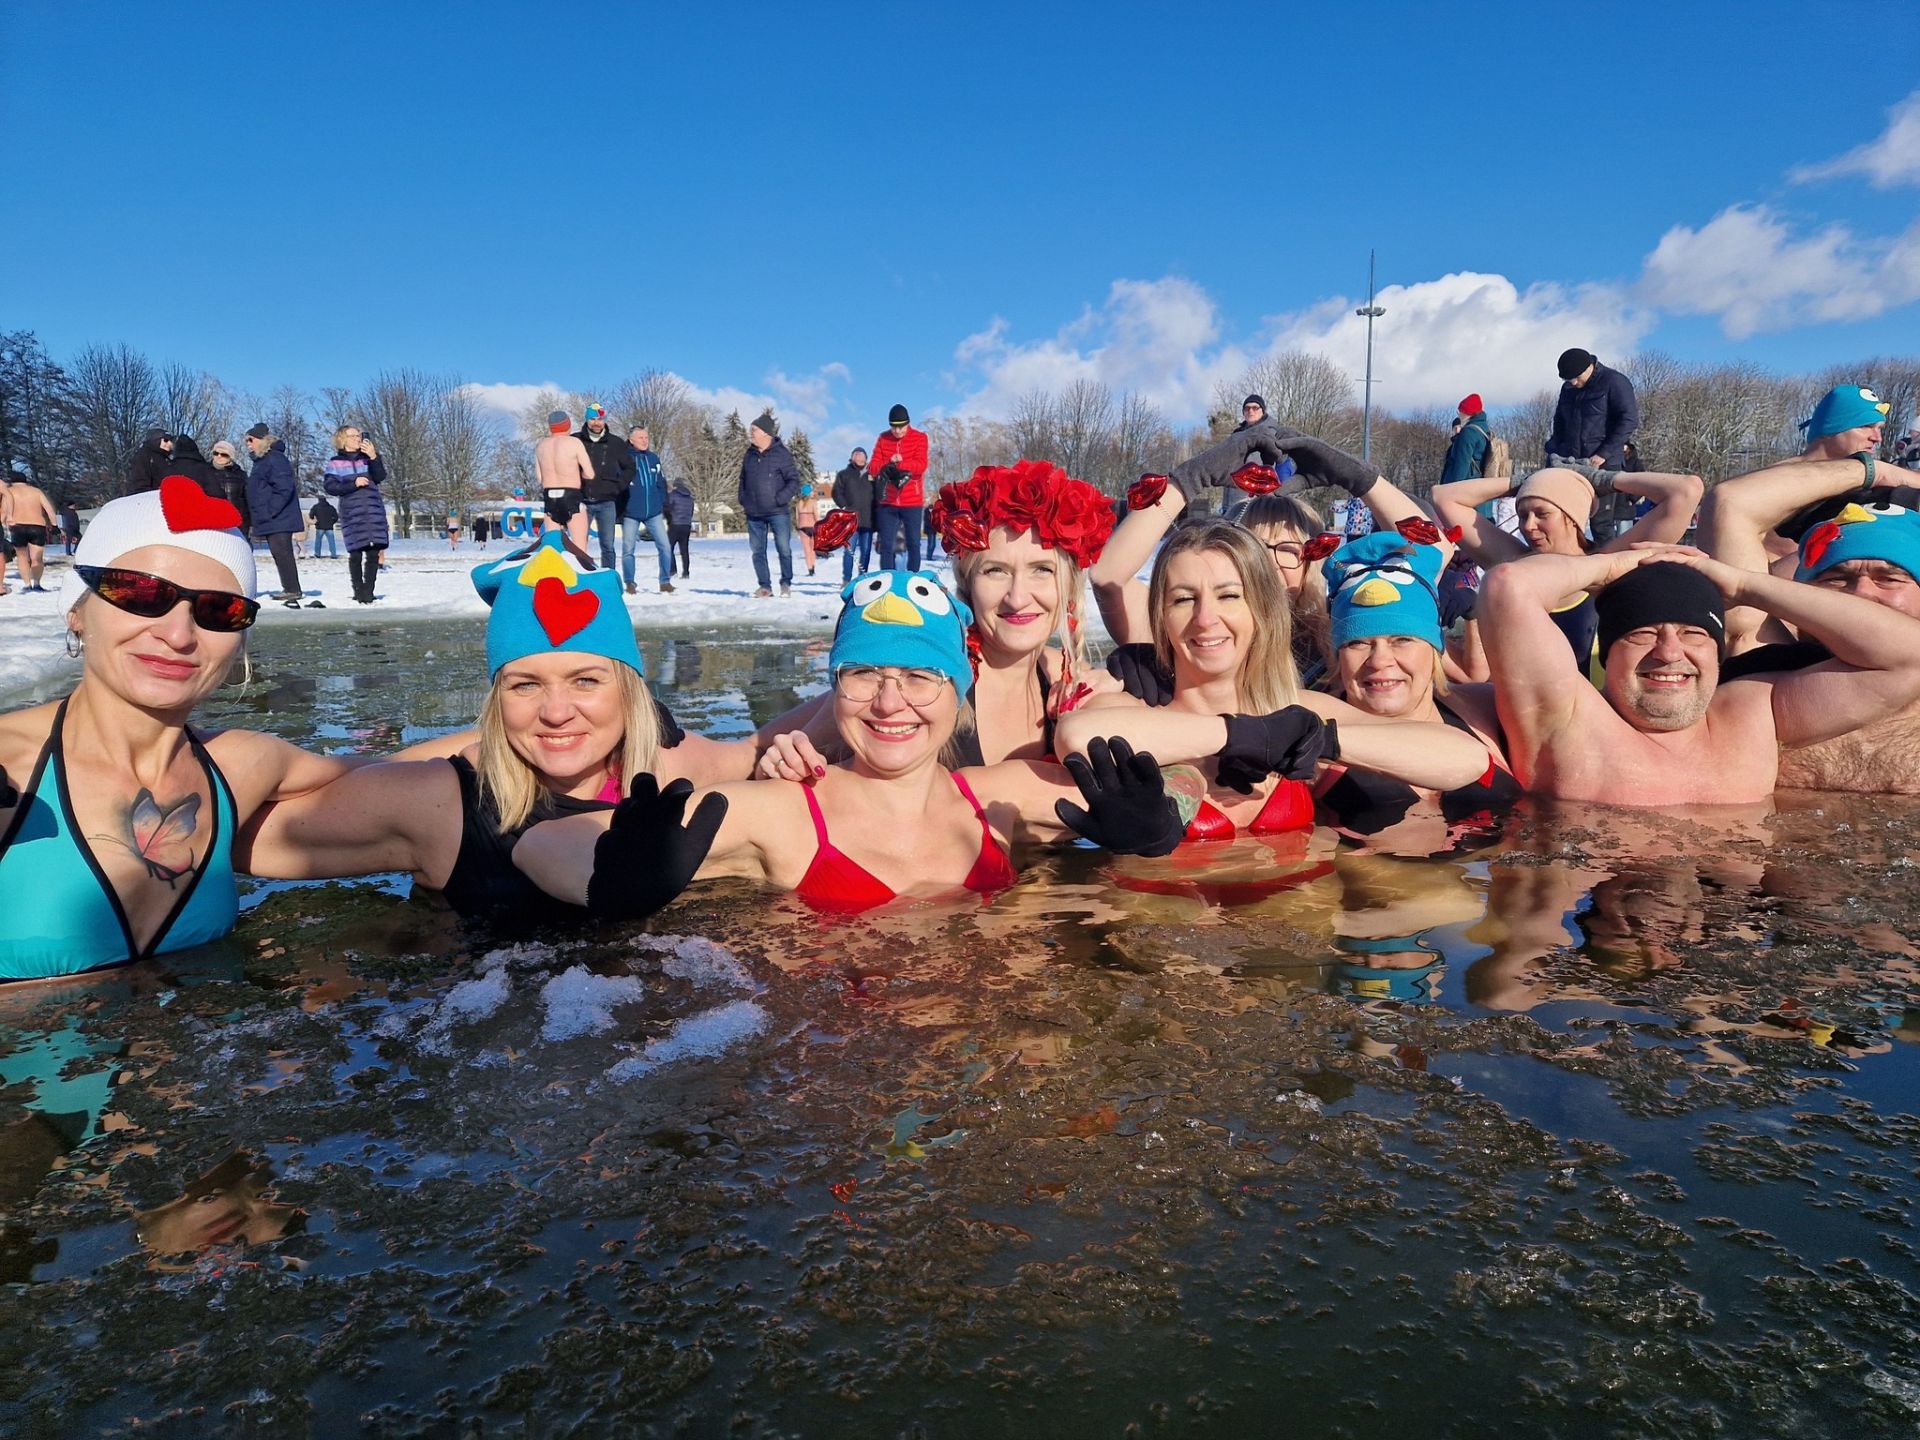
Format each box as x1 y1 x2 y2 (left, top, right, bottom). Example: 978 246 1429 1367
1478 546 1920 805
1235 394 1267 432
870 403 927 571
1546 347 1638 481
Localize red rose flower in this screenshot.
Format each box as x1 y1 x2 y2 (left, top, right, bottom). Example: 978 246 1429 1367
1042 481 1116 569
996 460 1056 530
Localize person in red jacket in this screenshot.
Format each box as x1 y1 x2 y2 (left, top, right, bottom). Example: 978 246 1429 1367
870 403 929 571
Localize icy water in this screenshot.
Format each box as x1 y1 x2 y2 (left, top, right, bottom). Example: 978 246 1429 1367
3 622 1920 1439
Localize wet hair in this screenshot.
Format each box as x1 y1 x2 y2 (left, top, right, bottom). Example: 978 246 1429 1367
1234 493 1332 673
476 662 660 834
1148 519 1299 714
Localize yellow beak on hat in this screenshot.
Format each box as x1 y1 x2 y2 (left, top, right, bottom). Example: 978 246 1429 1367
1351 577 1403 607
518 545 580 589
1834 503 1876 526
862 592 924 626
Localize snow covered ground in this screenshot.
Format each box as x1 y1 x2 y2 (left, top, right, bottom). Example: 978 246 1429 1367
0 534 874 707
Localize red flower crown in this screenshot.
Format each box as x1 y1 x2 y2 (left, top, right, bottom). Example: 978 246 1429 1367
927 459 1116 570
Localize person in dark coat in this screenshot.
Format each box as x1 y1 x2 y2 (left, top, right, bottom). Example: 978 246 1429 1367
834 446 876 580
1546 349 1638 474
737 412 801 596
322 422 391 604
164 434 224 499
665 479 695 578
209 440 251 535
127 429 173 494
244 423 311 606
58 502 81 555
577 403 637 573
1439 395 1492 484
309 493 340 558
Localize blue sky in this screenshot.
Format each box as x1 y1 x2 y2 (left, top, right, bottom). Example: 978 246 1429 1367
4 1 1918 458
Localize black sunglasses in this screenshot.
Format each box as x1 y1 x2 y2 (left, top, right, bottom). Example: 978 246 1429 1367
77 565 259 632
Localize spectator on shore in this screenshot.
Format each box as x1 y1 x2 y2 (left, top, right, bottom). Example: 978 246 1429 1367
309 493 339 558
870 403 929 571
623 425 674 595
210 441 250 535
834 446 876 580
794 481 819 577
577 403 636 573
244 423 312 607
58 501 80 556
665 478 695 579
535 409 593 551
446 509 461 550
165 435 223 500
323 424 389 605
1546 348 1638 480
0 470 59 592
128 428 173 495
1440 394 1492 484
738 411 801 597
471 512 489 548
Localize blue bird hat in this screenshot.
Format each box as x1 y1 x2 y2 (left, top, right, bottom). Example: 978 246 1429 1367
1800 384 1891 441
1323 530 1446 651
1795 500 1920 583
828 569 975 688
472 531 645 679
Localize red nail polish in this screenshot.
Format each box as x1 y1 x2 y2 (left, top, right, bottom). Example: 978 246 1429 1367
815 765 826 777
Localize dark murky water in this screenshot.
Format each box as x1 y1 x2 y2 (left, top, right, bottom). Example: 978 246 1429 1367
3 622 1919 1439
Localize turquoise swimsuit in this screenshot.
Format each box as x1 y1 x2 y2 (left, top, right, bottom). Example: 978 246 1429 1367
0 698 239 982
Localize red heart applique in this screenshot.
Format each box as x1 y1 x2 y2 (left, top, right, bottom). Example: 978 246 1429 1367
158 474 242 532
1801 520 1840 571
532 575 598 645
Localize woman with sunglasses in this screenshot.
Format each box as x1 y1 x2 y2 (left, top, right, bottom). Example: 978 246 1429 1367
1312 527 1520 838
0 481 361 981
1057 521 1494 848
1093 425 1429 692
513 568 1192 917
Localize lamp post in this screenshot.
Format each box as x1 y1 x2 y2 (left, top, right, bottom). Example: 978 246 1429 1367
1355 250 1385 463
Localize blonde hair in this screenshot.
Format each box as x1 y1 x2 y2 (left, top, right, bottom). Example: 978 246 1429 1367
475 663 660 833
1235 493 1332 675
1148 519 1299 713
949 542 1093 678
331 423 361 449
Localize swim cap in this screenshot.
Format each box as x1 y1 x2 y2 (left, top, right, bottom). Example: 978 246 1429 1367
1595 561 1725 660
1795 501 1920 582
472 530 644 679
1515 467 1595 540
1324 530 1445 651
58 475 256 614
1799 384 1890 440
829 570 974 688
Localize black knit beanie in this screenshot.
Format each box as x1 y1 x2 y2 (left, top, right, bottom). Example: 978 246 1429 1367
1557 348 1596 380
888 404 910 425
751 411 778 437
1595 562 1726 660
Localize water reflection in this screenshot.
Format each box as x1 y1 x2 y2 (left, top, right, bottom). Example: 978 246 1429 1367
134 1150 305 1265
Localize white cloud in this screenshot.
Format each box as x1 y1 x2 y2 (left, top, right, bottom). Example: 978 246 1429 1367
1637 204 1920 338
1791 90 1920 188
953 276 1247 421
461 380 564 421
1266 271 1649 411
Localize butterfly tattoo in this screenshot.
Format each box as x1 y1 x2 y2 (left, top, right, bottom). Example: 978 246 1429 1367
97 788 202 888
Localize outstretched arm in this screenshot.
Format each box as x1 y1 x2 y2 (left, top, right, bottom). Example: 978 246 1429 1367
1598 470 1703 552
1433 475 1526 568
235 758 460 883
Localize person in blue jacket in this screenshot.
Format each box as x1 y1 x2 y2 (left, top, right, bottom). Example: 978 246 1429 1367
622 425 675 595
1439 394 1492 484
243 423 314 607
737 412 802 597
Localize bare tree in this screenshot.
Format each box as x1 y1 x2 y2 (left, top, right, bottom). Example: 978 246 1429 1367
1224 352 1362 448
68 342 158 495
1498 389 1559 475
1054 378 1115 485
1107 391 1177 496
1008 389 1059 465
0 331 84 496
428 377 500 519
158 363 241 453
609 369 695 471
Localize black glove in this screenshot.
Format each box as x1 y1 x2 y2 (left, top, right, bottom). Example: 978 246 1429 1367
583 775 728 919
1104 643 1175 707
878 463 907 488
1054 737 1182 856
653 698 687 749
1437 579 1479 629
1216 707 1335 794
1267 435 1378 498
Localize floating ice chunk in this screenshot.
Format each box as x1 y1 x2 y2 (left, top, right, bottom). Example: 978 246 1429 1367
539 965 647 1042
606 1000 769 1082
656 936 752 991
477 942 559 974
419 968 513 1054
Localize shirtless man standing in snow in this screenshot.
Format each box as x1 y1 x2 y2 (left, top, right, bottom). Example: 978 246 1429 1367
0 470 60 593
534 409 593 552
1479 546 1920 806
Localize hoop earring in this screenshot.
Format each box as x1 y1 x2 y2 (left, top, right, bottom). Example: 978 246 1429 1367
64 630 83 659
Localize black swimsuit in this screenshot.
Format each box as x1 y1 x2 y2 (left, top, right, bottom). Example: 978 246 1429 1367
950 667 1053 768
1316 705 1521 835
437 757 613 924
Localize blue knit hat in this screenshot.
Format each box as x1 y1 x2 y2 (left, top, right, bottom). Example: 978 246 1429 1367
1324 531 1446 651
828 570 974 687
1800 384 1890 441
1795 501 1920 583
472 531 644 678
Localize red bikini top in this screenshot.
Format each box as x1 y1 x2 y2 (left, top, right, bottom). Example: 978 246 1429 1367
796 772 1018 914
1183 776 1316 842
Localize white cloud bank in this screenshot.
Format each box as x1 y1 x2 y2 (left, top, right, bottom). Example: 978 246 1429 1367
1791 89 1920 188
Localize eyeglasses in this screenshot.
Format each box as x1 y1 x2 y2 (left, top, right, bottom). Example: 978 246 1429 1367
833 665 949 705
1263 540 1306 569
77 565 259 632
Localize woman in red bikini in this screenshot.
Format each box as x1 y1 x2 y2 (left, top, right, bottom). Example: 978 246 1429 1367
1056 520 1495 847
513 568 1193 916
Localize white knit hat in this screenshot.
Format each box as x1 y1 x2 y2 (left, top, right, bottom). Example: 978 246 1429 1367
58 476 258 615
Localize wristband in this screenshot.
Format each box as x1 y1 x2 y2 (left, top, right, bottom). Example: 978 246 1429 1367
1856 450 1876 488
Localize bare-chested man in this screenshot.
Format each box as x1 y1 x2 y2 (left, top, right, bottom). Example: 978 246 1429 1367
1698 388 1920 792
1480 546 1920 806
534 408 593 552
0 470 60 593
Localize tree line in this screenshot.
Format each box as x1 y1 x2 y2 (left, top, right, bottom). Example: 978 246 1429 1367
5 327 1913 529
